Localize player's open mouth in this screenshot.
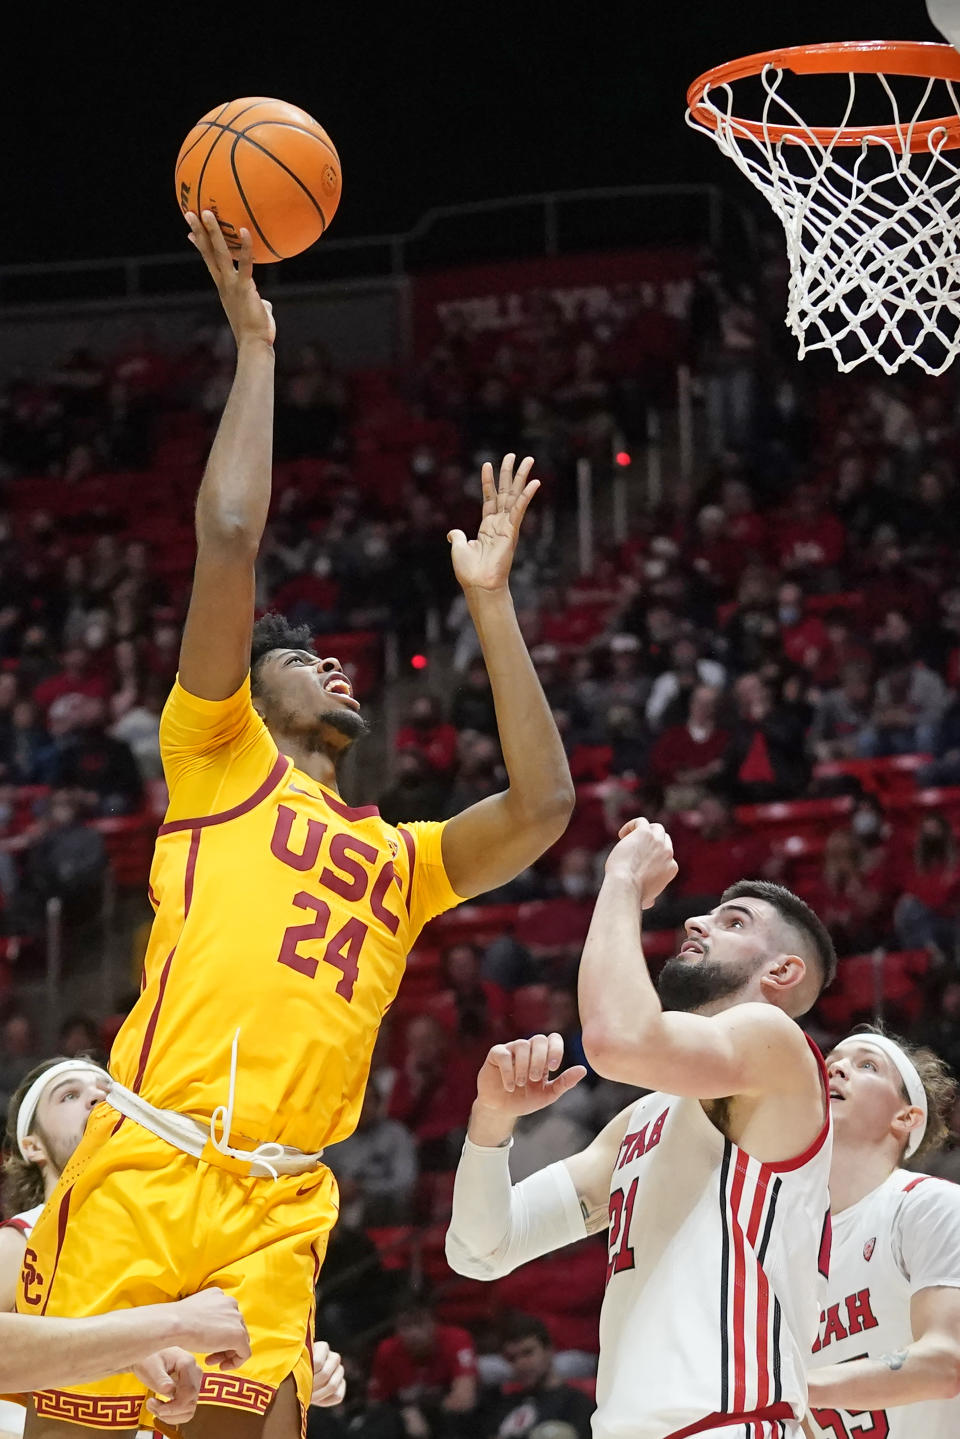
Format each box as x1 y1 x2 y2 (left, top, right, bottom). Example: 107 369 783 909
321 673 360 709
680 940 704 957
828 1090 845 1101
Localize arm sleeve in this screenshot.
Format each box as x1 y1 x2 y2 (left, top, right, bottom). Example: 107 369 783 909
893 1179 960 1293
396 820 466 937
159 675 280 820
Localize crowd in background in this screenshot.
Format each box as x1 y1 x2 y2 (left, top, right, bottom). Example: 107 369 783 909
5 239 960 1435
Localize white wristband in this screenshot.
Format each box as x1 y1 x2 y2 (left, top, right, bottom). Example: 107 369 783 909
445 1136 588 1281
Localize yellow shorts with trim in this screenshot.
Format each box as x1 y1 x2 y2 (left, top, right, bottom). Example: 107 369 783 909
16 1104 339 1431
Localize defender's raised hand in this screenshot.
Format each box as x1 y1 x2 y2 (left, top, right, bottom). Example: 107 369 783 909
447 453 539 593
185 209 276 349
475 1033 586 1118
606 816 679 910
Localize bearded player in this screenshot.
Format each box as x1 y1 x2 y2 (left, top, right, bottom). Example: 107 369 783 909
448 818 836 1439
18 212 573 1439
805 1027 960 1439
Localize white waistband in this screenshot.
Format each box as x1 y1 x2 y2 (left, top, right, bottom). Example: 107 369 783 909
105 1030 323 1180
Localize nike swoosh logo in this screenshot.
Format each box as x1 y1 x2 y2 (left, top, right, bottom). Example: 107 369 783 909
297 1179 324 1197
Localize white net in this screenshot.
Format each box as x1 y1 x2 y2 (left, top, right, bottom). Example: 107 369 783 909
687 62 960 374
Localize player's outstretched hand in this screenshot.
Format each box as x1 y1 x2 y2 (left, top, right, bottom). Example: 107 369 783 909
134 1349 202 1426
606 816 679 910
311 1340 346 1407
476 1033 587 1117
447 453 539 594
185 209 276 350
173 1287 251 1370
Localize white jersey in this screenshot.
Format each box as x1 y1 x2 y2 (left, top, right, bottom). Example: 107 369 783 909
0 1206 42 1437
808 1169 960 1439
595 1040 832 1439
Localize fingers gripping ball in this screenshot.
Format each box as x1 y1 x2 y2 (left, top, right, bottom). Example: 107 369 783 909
175 98 341 263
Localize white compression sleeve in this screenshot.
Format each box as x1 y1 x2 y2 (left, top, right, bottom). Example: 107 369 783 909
445 1135 588 1281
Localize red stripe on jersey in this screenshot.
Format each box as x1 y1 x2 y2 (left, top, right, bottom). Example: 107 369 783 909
662 1403 794 1439
0 1217 31 1236
132 828 201 1093
764 1035 830 1172
39 1186 74 1317
158 752 288 834
745 1165 771 1248
754 1263 771 1409
398 826 416 914
729 1149 750 1413
903 1176 930 1192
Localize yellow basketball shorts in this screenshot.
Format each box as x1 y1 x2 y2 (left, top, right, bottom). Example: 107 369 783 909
16 1104 339 1431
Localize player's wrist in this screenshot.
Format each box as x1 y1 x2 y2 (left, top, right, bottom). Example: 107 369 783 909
236 335 275 357
463 582 513 611
467 1100 516 1146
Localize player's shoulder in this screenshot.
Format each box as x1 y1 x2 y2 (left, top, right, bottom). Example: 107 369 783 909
893 1169 960 1217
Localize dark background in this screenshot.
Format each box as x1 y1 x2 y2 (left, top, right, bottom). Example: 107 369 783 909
2 1 946 264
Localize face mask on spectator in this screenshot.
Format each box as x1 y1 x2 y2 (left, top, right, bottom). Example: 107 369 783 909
778 605 801 626
851 810 881 839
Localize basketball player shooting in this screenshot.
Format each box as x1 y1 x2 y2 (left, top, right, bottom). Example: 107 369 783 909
805 1028 960 1439
447 818 837 1439
16 213 573 1439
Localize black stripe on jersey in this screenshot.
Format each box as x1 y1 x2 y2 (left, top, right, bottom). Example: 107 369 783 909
771 1298 782 1404
756 1176 782 1265
719 1139 733 1412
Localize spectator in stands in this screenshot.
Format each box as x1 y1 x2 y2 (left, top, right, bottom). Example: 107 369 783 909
893 814 960 962
858 642 948 757
450 657 497 734
379 749 450 826
720 478 768 557
276 343 346 460
479 1314 594 1439
396 696 459 778
0 1009 41 1109
809 663 875 761
664 793 762 912
690 504 744 598
645 638 726 732
325 1083 419 1228
57 1012 103 1060
33 643 111 717
109 675 164 782
917 690 960 788
429 942 508 1055
813 607 871 688
650 684 728 806
604 703 649 782
0 698 58 785
444 735 505 820
776 581 828 673
23 790 107 925
799 829 888 957
580 635 650 720
369 1293 477 1439
723 672 811 802
388 1016 477 1171
721 567 779 673
775 481 846 588
53 695 143 815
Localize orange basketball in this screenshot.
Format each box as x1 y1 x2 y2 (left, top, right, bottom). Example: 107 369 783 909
175 97 341 264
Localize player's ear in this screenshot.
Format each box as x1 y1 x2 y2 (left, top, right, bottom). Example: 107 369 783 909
759 953 805 1000
892 1105 925 1149
19 1134 47 1167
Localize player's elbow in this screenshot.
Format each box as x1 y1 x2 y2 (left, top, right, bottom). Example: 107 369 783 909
581 1024 639 1081
931 1343 960 1399
196 512 261 556
511 783 576 838
443 1228 500 1282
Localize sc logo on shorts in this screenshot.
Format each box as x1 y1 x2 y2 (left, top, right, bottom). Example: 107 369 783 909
21 1248 45 1307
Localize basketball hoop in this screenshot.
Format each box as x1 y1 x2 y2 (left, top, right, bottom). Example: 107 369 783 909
687 41 960 374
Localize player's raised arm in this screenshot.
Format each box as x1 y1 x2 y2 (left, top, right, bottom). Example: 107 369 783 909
440 455 575 898
445 1032 627 1281
577 819 822 1101
178 210 276 701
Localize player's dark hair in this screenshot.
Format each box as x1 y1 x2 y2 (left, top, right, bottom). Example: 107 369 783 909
720 879 838 993
2 1058 64 1216
852 1023 957 1164
500 1312 553 1350
249 613 315 697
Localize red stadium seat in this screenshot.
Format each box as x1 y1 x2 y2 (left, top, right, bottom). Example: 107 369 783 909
816 949 931 1033
90 813 156 888
366 1226 417 1272
734 796 853 843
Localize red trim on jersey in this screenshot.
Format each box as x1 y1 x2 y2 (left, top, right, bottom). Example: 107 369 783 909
157 752 288 834
132 828 201 1093
317 787 381 822
763 1035 830 1173
398 826 416 914
0 1217 31 1236
729 1150 750 1412
754 1263 772 1408
39 1185 74 1316
663 1403 794 1438
745 1165 772 1248
903 1176 930 1192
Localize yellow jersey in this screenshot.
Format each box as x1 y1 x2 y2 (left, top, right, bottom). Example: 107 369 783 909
109 676 464 1153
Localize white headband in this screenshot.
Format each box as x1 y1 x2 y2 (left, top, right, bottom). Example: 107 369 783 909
833 1034 928 1159
16 1060 110 1160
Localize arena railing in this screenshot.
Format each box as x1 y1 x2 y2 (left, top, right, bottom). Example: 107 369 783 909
0 184 728 306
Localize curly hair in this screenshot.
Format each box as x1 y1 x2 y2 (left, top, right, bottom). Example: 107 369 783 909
2 1058 64 1217
249 613 315 697
852 1023 957 1166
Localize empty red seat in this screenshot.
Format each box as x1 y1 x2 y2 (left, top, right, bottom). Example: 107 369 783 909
735 796 853 842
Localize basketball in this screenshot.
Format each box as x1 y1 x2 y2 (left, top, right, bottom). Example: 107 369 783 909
175 97 341 264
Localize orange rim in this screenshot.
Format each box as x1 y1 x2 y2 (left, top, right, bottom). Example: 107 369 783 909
687 40 960 150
